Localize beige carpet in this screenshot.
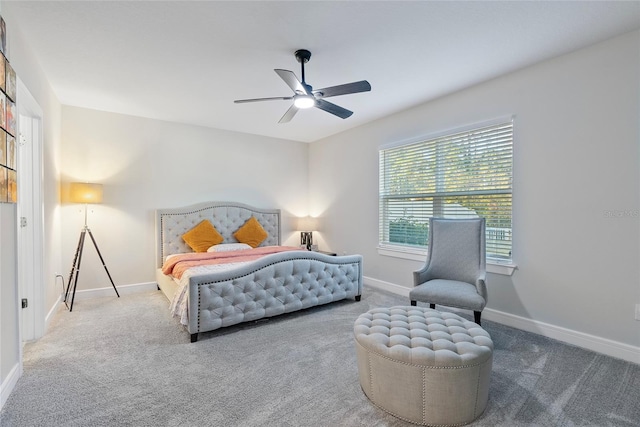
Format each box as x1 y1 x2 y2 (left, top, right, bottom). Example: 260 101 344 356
1 286 639 427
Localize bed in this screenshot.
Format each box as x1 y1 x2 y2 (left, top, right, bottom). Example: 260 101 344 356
155 201 363 342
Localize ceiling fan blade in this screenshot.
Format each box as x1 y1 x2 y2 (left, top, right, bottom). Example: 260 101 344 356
278 104 299 123
315 99 353 119
275 69 308 95
234 96 292 104
314 80 371 98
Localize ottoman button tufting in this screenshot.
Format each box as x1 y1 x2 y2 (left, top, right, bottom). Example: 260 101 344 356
354 306 493 426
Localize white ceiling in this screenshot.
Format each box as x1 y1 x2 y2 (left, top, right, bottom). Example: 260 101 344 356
4 1 640 143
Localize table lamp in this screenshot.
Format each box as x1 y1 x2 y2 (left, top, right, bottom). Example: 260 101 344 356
297 216 318 251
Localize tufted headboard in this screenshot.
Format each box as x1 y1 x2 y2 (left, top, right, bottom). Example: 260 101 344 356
155 201 281 268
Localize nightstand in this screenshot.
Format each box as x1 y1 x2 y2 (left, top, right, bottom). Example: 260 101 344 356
315 250 337 256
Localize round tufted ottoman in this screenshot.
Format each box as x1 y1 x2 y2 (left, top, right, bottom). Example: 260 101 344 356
354 306 493 426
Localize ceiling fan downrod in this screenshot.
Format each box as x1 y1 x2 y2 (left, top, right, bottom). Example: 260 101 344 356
295 49 311 86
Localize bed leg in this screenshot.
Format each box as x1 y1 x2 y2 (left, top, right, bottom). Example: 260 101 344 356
190 333 198 343
355 295 361 302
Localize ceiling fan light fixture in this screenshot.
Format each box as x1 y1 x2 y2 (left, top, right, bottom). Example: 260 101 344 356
294 95 315 109
234 49 371 122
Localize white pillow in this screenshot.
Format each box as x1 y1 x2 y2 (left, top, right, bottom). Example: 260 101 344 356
164 253 183 262
207 243 252 253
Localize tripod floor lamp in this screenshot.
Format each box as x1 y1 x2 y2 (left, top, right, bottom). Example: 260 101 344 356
64 182 119 312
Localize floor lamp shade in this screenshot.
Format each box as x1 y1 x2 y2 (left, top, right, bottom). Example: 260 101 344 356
69 182 103 204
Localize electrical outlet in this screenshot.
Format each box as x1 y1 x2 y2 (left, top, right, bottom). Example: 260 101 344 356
635 304 640 321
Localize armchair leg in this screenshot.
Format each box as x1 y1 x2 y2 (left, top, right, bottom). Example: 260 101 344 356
429 304 436 309
410 300 416 306
474 311 482 325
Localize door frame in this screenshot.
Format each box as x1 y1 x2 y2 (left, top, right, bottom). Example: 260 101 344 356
16 76 45 342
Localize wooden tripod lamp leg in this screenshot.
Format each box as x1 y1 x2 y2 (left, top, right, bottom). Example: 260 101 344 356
65 229 87 312
86 228 120 298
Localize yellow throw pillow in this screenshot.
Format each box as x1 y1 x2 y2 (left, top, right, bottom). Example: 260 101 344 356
233 216 268 248
182 220 224 252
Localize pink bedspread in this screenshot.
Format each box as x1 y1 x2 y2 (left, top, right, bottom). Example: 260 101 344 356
162 246 301 280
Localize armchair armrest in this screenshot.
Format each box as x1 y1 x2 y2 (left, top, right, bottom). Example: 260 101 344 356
476 274 487 303
413 263 433 286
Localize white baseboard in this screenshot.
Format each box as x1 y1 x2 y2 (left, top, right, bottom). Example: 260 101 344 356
363 276 640 365
482 308 640 365
45 294 62 331
0 363 22 411
363 276 411 298
71 282 158 301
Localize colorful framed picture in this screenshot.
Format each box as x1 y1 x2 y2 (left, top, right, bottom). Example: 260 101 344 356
0 16 5 56
0 91 5 131
0 56 5 93
7 168 16 203
5 61 15 102
0 166 7 203
0 130 5 166
6 99 14 136
6 133 15 170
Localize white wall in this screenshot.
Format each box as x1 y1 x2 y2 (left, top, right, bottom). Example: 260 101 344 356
60 107 309 290
0 3 62 408
310 31 640 355
3 9 63 321
0 204 18 405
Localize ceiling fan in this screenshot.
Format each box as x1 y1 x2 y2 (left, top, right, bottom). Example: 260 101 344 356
234 49 371 123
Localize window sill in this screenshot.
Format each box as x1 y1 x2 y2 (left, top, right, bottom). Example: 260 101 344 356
377 246 517 276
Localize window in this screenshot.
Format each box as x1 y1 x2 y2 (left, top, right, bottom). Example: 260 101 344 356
379 119 513 261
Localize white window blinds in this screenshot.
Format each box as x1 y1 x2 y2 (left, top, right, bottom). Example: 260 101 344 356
379 119 513 261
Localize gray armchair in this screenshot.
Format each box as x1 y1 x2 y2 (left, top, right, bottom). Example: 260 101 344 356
410 218 487 325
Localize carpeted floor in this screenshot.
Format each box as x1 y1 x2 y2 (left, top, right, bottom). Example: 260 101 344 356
1 285 639 427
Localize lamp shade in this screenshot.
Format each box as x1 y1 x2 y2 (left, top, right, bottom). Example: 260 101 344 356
69 182 103 204
297 216 318 231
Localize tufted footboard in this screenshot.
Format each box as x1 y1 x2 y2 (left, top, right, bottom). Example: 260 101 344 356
186 251 362 342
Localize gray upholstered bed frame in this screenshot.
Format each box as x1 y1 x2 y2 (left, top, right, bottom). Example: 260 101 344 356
155 201 363 342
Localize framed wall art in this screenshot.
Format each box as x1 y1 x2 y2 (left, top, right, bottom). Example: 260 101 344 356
6 99 14 136
0 56 5 93
5 60 15 102
7 168 16 203
0 16 5 56
0 13 16 204
0 130 5 166
7 133 15 170
0 91 5 131
0 166 7 203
